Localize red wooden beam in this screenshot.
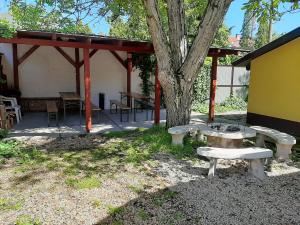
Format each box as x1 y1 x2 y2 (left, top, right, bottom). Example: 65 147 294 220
127 53 132 106
54 46 76 67
109 51 127 69
12 44 19 90
208 56 218 122
0 37 154 53
75 48 80 95
79 49 98 67
18 45 39 65
84 48 92 133
154 64 161 125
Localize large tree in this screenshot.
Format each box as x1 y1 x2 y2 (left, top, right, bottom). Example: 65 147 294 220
240 0 256 50
8 0 91 33
140 0 232 127
244 0 299 45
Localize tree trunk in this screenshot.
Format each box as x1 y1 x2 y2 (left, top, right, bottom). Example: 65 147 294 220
143 0 233 128
159 71 193 127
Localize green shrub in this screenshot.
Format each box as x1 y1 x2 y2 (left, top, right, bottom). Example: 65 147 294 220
0 129 8 139
193 96 247 113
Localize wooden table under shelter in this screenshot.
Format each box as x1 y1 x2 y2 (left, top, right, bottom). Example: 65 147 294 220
59 92 82 120
120 91 154 121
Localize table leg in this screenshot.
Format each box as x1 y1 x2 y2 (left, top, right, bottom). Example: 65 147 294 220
79 100 82 126
133 100 136 122
63 100 66 120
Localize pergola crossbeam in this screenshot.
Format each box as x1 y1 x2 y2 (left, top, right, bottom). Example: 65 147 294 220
110 51 127 69
54 46 76 67
18 45 40 65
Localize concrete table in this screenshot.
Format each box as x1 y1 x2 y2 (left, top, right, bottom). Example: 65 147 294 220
199 123 256 148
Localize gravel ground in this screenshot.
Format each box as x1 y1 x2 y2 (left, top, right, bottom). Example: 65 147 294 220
0 135 299 225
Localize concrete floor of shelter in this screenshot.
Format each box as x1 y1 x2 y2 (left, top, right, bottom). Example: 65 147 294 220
7 108 247 141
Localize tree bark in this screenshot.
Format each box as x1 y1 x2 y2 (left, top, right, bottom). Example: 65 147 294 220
143 0 233 128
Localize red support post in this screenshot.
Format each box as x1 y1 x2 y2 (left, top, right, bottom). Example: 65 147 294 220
84 48 92 133
154 64 161 125
12 44 19 90
208 56 218 122
127 53 132 106
75 48 80 95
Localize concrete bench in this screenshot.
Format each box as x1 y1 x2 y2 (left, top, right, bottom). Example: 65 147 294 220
250 126 296 160
197 147 273 180
109 100 131 122
168 124 200 145
46 101 58 126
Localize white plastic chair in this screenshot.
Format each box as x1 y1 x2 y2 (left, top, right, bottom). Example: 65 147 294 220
0 95 22 123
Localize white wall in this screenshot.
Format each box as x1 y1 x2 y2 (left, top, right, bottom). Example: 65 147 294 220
0 44 142 109
0 43 14 87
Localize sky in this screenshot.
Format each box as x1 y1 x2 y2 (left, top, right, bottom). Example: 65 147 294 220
0 0 300 36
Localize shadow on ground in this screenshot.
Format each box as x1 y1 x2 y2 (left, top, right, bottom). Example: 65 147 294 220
95 171 300 225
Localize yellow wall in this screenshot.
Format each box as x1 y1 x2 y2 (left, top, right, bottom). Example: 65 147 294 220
248 37 300 122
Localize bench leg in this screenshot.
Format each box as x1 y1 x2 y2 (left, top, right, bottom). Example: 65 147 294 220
56 112 58 127
208 158 217 178
47 113 50 127
110 103 118 114
255 134 265 147
249 159 266 180
196 132 204 142
134 107 136 122
276 144 292 161
171 133 185 145
120 109 123 122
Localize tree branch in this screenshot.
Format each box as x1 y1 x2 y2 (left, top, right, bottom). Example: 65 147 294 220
142 0 172 75
181 0 233 82
167 0 188 69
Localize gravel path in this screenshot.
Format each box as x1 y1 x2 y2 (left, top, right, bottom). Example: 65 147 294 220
0 135 299 225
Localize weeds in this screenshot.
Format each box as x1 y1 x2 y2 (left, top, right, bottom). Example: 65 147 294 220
65 176 101 189
0 198 23 211
15 215 41 225
107 205 124 216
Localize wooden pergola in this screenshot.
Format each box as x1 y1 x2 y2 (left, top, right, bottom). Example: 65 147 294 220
0 30 246 132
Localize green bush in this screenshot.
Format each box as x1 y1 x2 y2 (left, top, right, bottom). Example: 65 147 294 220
193 96 247 113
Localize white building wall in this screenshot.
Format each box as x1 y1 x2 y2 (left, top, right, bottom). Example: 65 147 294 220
0 44 142 109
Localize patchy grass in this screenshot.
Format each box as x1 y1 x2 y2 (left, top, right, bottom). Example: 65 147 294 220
65 176 101 190
1 126 205 175
91 199 102 208
0 198 23 211
15 215 41 225
127 184 144 194
107 205 124 216
104 125 205 163
137 209 150 220
152 190 178 207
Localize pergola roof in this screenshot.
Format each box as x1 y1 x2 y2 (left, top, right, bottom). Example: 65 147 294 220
0 30 249 56
0 30 155 53
233 26 300 67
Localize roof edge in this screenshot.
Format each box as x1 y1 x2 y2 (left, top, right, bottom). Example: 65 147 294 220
232 26 300 67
